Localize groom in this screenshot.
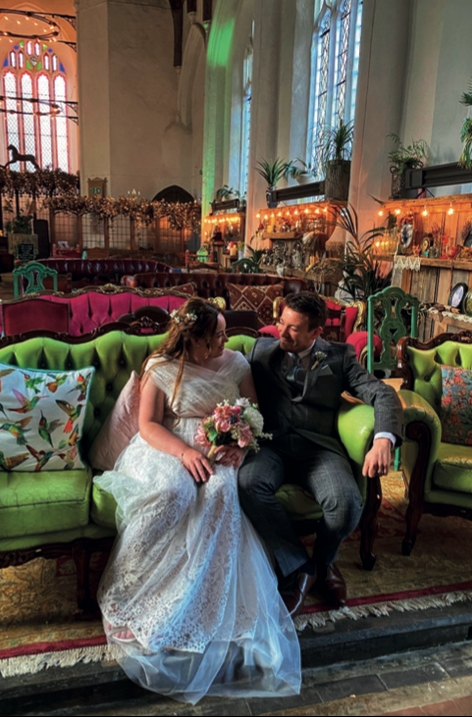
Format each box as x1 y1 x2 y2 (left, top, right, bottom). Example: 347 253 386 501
238 292 403 617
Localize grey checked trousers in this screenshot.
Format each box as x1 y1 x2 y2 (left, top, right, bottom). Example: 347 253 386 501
238 434 364 577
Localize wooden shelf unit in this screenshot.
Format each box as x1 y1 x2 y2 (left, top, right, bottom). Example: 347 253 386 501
380 194 472 339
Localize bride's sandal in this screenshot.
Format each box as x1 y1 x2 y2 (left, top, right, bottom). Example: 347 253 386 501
104 621 138 644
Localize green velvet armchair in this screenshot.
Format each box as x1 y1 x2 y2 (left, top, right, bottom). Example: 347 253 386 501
397 331 472 556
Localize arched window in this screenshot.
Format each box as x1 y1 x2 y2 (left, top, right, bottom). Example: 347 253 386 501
239 37 253 198
2 41 70 171
309 0 363 179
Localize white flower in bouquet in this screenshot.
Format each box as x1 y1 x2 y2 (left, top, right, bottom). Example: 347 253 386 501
241 405 265 435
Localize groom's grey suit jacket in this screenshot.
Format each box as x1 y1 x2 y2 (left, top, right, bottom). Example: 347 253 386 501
248 336 403 458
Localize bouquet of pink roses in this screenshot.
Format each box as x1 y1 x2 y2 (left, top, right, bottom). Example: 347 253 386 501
195 398 272 462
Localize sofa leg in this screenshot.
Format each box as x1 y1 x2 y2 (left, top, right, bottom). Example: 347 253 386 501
359 475 382 571
402 503 422 556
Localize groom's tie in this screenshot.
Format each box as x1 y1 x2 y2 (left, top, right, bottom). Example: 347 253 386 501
285 353 305 390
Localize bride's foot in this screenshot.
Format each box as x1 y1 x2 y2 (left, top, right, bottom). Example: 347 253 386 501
104 621 137 644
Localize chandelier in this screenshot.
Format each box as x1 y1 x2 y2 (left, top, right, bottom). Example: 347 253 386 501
0 9 59 41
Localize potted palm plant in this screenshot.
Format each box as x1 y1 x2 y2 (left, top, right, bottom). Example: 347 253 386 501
256 157 297 207
387 134 429 199
320 118 354 201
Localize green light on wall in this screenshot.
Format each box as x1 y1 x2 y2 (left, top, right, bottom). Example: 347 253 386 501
206 17 235 68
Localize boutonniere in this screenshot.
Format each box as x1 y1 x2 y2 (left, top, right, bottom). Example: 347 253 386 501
311 351 327 371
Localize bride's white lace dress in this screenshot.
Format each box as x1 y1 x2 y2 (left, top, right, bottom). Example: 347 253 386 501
94 350 300 704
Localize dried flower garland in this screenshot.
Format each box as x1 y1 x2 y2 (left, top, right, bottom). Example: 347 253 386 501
42 195 201 232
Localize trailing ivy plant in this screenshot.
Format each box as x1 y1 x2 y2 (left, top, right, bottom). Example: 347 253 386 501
387 134 429 174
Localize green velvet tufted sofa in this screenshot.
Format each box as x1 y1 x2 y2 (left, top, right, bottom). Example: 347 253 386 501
397 330 472 556
0 324 395 611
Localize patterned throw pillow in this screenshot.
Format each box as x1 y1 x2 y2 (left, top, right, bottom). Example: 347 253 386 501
226 283 284 328
171 282 195 296
440 365 472 445
0 363 95 471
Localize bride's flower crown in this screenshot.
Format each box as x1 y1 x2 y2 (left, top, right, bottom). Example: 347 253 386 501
170 309 198 327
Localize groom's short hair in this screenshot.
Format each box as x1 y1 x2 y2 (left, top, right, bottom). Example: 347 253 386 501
284 292 328 330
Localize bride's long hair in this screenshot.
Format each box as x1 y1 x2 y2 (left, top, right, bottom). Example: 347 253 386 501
141 297 221 404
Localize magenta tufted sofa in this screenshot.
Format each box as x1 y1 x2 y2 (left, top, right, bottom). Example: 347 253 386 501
37 259 171 289
0 287 189 337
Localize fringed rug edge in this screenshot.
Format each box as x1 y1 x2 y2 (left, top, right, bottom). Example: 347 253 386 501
295 588 472 630
0 643 118 678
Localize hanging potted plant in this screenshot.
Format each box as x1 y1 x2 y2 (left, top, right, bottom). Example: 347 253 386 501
286 158 315 185
387 134 429 199
255 157 296 208
320 118 354 201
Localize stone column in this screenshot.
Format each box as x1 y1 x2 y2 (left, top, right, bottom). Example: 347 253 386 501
76 0 180 199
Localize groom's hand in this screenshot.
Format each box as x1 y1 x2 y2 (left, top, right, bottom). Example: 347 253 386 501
214 445 245 468
181 448 214 483
362 437 393 478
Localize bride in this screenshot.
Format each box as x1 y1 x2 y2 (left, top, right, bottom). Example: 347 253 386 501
94 298 301 704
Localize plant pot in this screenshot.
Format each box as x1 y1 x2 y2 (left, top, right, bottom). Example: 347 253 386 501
296 174 314 185
266 186 279 208
324 160 351 201
389 168 418 200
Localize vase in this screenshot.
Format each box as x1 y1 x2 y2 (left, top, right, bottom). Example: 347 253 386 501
266 186 278 208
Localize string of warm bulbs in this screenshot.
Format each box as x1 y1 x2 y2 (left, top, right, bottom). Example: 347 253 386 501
378 201 455 217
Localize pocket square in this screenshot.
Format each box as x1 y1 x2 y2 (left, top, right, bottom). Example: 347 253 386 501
319 364 333 376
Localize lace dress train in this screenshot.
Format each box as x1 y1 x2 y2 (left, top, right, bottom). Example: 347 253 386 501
94 351 300 704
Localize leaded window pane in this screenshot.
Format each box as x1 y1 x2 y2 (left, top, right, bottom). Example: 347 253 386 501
54 75 69 172
37 73 53 169
20 73 37 170
350 1 363 121
333 0 351 121
4 71 20 170
312 15 331 179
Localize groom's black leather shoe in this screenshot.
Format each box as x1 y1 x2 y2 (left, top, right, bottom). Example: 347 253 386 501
314 563 347 608
282 568 317 618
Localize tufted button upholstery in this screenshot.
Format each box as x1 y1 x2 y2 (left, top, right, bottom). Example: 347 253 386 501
124 272 310 308
36 259 172 288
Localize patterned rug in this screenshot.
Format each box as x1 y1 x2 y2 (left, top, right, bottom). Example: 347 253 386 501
1 472 472 677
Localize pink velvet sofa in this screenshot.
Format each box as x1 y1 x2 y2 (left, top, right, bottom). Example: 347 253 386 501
0 286 191 337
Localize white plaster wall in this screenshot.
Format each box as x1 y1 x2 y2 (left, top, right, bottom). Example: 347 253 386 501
404 0 472 194
107 1 178 198
349 0 411 236
79 0 205 200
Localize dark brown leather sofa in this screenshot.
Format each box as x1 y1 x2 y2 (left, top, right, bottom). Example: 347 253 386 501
124 272 310 309
38 258 171 289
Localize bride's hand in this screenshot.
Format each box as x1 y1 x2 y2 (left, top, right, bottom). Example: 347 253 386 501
214 445 245 469
181 447 214 483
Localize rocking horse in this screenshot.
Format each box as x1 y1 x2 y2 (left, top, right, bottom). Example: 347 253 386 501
3 145 40 170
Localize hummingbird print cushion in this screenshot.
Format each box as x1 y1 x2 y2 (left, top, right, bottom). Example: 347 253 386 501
0 363 95 472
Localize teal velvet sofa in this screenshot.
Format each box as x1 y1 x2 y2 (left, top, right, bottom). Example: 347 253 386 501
0 323 395 612
397 331 472 556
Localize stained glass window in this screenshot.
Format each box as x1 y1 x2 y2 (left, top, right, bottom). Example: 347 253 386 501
54 76 68 172
2 42 70 171
4 71 20 170
310 0 363 180
37 74 53 169
21 73 36 170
